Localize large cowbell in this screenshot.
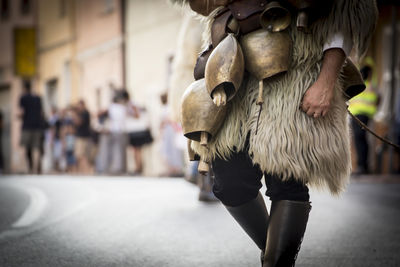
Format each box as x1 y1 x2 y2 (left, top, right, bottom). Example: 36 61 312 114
205 34 245 102
181 78 227 143
240 29 292 81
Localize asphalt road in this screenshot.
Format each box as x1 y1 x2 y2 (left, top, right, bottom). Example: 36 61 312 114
0 175 399 267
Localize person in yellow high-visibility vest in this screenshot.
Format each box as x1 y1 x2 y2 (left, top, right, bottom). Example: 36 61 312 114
349 64 379 175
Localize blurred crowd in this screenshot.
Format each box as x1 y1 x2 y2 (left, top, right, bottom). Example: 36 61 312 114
9 65 400 178
17 80 186 177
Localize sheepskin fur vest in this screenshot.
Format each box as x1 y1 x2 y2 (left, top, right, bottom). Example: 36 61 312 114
190 0 378 195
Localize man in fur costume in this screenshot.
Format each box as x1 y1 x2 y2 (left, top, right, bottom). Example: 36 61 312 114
168 9 220 201
172 0 378 266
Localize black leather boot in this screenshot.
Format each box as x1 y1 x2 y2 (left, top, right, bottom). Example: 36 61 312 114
262 200 311 267
225 192 269 250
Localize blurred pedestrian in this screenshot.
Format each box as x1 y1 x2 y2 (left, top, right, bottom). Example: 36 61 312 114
74 100 92 174
19 80 44 174
126 96 153 175
48 106 63 172
107 90 130 174
159 92 185 177
63 112 77 173
94 109 110 174
349 62 379 175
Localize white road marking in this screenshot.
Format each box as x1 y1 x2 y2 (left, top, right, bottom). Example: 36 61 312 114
0 182 98 241
12 187 48 228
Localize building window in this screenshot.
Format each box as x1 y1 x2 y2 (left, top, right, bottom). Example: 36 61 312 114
0 67 4 82
103 0 114 14
96 88 102 110
59 0 67 18
45 78 58 115
20 0 31 15
1 0 10 21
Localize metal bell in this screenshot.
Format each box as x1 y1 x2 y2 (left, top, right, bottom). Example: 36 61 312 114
181 78 228 143
342 59 366 100
205 34 245 102
240 29 292 81
260 1 291 32
296 11 308 31
240 28 292 134
286 0 331 31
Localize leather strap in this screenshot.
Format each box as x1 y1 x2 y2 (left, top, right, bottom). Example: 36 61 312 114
194 45 213 80
211 8 232 46
228 0 268 21
348 110 400 151
194 7 233 80
193 0 269 79
228 0 268 34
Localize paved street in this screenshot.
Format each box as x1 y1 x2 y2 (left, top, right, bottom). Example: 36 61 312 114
0 175 399 267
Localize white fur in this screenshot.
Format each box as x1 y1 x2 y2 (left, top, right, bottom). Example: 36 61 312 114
191 0 378 194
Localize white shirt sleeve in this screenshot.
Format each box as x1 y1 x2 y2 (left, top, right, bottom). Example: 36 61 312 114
323 32 353 57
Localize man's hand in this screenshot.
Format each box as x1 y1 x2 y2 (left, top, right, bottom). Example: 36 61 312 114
301 48 346 118
301 77 334 118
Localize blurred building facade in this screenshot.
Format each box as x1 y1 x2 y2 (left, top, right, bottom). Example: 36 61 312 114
75 0 124 113
37 0 77 116
37 0 124 117
124 0 183 175
0 0 37 173
125 0 182 103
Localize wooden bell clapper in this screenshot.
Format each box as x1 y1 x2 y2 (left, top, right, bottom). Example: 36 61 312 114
200 131 209 147
198 131 210 175
198 157 210 175
212 86 227 106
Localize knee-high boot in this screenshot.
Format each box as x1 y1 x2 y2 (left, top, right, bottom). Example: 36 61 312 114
225 192 269 250
262 200 311 267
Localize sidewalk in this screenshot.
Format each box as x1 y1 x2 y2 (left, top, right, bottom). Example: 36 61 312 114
350 174 400 183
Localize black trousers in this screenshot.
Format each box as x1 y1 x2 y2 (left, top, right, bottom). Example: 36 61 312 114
211 147 310 207
351 114 370 172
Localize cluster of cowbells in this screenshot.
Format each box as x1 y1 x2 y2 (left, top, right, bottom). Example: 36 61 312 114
180 1 299 174
180 0 365 174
